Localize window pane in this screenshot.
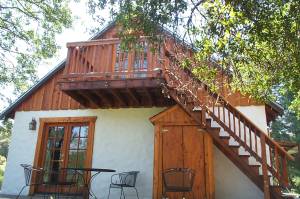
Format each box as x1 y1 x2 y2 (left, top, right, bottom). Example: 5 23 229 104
77 150 86 168
79 138 87 149
54 138 64 148
68 150 78 162
49 126 64 138
47 139 54 149
70 137 79 149
80 126 88 137
44 150 51 171
67 160 77 168
43 172 50 183
71 127 80 138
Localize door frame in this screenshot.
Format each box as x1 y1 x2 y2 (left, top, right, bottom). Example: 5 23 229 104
30 116 97 195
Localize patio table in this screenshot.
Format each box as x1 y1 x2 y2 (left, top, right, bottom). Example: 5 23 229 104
62 167 116 199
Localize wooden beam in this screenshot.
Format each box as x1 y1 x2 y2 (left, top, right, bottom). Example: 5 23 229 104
59 78 165 91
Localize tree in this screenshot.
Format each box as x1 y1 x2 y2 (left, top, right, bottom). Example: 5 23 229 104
0 0 73 160
0 0 72 94
88 0 300 116
0 120 12 158
271 91 300 193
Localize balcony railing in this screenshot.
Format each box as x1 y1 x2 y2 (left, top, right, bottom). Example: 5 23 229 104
61 38 164 82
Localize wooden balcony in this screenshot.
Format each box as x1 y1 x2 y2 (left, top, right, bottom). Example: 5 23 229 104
58 38 175 108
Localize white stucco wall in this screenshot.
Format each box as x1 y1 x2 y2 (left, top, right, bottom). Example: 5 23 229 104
236 105 268 133
214 146 264 199
2 105 268 199
1 108 163 199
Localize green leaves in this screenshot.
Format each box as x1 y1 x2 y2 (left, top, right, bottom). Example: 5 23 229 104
88 0 300 117
271 91 300 193
0 0 72 93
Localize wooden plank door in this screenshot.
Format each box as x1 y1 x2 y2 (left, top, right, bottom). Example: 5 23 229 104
162 126 184 199
183 126 206 199
162 125 206 199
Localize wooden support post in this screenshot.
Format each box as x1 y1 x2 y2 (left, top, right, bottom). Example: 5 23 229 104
260 135 271 199
153 125 162 199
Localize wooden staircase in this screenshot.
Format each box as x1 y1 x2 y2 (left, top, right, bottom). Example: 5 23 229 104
161 50 294 199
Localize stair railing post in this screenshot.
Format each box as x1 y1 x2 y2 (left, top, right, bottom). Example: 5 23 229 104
260 134 271 199
198 86 207 127
281 155 289 188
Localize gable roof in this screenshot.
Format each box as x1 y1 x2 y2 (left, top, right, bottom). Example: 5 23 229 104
0 21 283 120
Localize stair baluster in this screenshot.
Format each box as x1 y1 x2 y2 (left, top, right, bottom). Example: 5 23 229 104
162 49 294 199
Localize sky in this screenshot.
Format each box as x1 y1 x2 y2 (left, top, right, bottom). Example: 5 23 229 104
37 1 109 78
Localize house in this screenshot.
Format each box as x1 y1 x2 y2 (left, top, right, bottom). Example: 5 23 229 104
0 22 293 199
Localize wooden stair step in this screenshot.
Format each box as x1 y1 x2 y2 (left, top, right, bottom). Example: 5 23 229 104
209 128 265 193
239 154 250 164
249 164 261 175
229 144 240 153
219 136 230 145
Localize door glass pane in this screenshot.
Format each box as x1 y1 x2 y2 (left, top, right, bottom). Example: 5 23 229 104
80 126 88 138
67 125 89 187
43 126 65 184
68 125 89 169
72 127 80 138
77 150 86 168
68 150 78 163
70 137 79 149
79 138 87 149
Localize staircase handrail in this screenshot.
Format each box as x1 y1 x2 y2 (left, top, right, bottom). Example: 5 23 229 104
163 50 293 189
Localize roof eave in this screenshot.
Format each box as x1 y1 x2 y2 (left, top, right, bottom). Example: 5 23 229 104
0 60 66 120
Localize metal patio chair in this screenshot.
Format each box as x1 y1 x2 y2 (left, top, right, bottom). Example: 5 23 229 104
17 164 79 199
16 164 45 199
162 168 195 199
108 171 140 199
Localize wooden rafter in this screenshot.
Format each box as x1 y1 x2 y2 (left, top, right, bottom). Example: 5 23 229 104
77 90 101 107
109 89 127 107
91 90 112 107
126 88 140 106
143 88 154 106
64 90 88 107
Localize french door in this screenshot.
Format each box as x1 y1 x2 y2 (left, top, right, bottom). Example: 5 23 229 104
35 122 92 194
